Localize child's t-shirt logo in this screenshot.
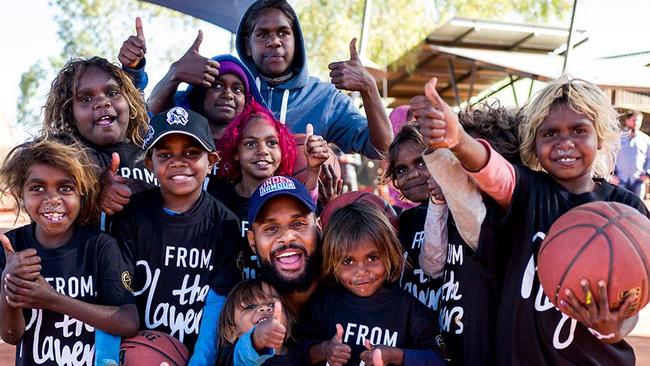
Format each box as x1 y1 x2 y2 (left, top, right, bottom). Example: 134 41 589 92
121 271 133 292
167 107 189 126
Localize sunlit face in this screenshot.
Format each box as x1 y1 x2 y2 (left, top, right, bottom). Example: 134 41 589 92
146 134 217 203
335 239 387 297
235 117 282 181
246 8 295 77
247 196 318 290
393 141 431 203
202 73 246 130
72 66 129 145
22 163 80 247
535 103 599 193
233 286 286 338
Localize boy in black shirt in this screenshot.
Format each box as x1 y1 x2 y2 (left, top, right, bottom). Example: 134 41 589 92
111 107 241 358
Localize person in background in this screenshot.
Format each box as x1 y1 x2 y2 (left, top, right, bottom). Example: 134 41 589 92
613 110 650 199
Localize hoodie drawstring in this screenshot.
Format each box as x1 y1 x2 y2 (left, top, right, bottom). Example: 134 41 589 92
280 89 289 125
257 76 289 125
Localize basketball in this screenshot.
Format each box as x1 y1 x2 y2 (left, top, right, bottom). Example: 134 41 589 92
320 190 399 232
120 330 189 366
292 133 341 183
538 201 650 318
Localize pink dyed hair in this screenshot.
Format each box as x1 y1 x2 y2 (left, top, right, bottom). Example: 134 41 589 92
218 99 296 182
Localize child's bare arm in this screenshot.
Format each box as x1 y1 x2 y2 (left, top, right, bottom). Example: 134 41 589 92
3 274 138 337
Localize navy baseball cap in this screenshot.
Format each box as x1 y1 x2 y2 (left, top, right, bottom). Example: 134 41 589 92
248 176 316 223
142 107 216 153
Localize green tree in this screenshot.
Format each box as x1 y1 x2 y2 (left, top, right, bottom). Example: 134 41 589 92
15 0 196 128
17 62 47 130
295 0 571 77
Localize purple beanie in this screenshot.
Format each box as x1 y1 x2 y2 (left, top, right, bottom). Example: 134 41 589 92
219 60 250 95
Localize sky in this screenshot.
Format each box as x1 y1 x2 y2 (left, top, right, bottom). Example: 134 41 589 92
1 0 649 141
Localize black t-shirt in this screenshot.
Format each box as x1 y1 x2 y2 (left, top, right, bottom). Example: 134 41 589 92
216 339 308 366
297 284 440 366
481 166 649 366
398 203 443 313
90 141 158 194
208 180 259 280
111 188 241 352
0 223 134 366
438 209 500 366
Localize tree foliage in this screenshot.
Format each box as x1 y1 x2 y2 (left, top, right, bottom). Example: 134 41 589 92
15 0 196 128
295 0 571 77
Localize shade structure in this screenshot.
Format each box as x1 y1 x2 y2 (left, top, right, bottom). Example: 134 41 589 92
141 0 256 32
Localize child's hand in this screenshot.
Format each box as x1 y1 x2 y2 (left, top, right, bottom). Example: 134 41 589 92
360 339 403 365
371 349 384 366
1 235 41 282
560 279 637 344
428 177 446 204
4 275 58 310
252 300 287 352
328 38 373 94
324 324 351 366
305 124 330 170
101 153 132 215
118 17 147 69
417 78 464 150
318 164 343 206
170 30 220 88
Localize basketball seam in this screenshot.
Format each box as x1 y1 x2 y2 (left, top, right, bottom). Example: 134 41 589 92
548 203 650 309
121 340 181 366
578 205 650 292
549 223 609 304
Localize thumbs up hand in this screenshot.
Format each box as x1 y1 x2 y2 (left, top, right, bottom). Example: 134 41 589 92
1 234 41 290
118 17 147 69
304 123 330 170
328 38 373 93
359 339 401 366
416 78 463 150
252 300 287 352
168 30 220 88
100 153 132 215
323 323 351 366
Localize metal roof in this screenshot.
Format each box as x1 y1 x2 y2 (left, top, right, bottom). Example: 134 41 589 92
425 17 587 53
370 17 650 107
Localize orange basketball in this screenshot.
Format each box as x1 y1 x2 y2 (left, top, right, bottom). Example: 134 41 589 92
538 201 650 318
120 330 189 366
320 190 399 232
292 133 341 184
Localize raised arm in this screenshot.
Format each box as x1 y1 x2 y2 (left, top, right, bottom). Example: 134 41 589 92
147 30 220 115
328 39 392 155
418 78 515 208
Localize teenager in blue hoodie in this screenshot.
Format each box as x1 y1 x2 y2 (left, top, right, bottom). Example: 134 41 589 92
121 1 392 159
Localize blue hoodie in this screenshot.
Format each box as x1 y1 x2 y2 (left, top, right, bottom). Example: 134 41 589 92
235 0 382 159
